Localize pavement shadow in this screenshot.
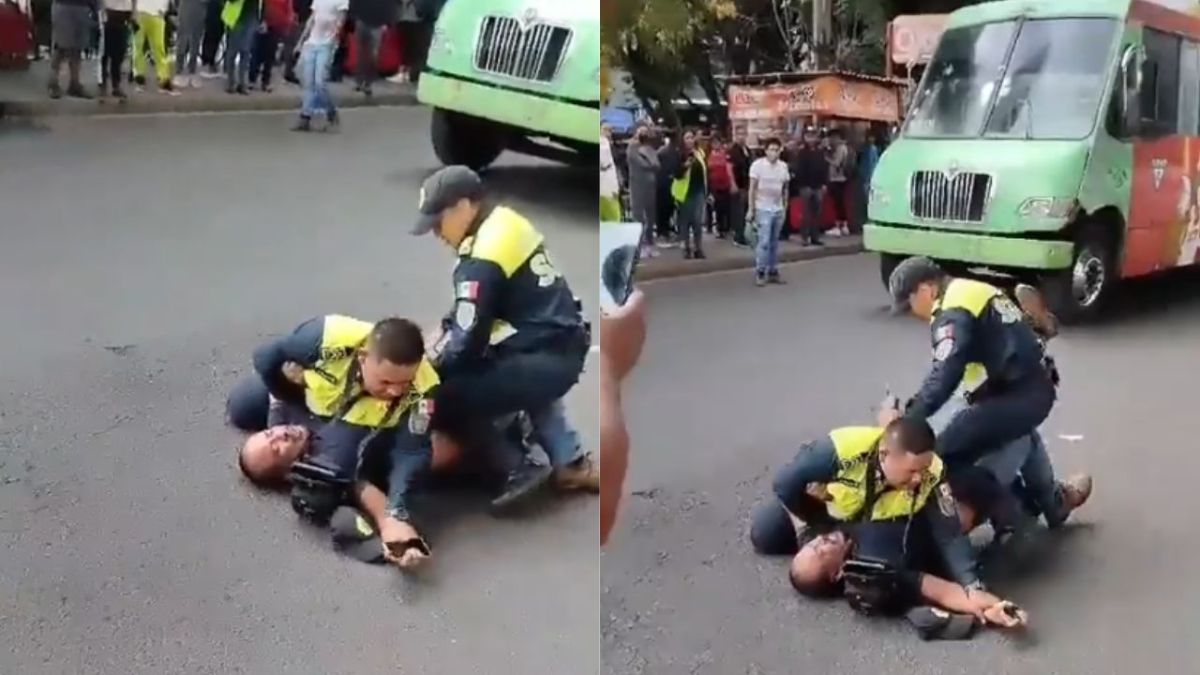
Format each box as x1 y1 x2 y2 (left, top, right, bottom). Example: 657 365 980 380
1086 266 1200 328
978 522 1097 598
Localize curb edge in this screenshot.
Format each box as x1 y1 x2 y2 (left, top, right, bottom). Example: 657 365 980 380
637 243 864 281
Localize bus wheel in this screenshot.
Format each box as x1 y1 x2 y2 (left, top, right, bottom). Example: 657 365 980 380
879 253 907 291
1040 225 1115 324
431 109 506 170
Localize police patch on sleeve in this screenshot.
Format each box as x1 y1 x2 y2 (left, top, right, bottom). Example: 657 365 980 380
933 337 955 361
937 482 956 517
455 301 477 330
456 281 480 300
935 324 955 341
409 398 433 435
993 296 1023 324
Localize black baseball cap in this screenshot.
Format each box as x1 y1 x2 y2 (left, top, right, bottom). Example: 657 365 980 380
888 256 944 314
329 505 385 564
412 165 485 236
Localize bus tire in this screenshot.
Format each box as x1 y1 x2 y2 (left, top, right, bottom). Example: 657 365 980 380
430 108 506 171
1039 224 1116 324
879 253 907 291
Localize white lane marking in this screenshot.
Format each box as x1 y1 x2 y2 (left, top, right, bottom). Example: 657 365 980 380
1058 434 1084 442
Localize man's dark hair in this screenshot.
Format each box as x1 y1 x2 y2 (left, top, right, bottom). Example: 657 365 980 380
828 128 845 140
367 318 425 365
884 417 936 455
764 137 782 150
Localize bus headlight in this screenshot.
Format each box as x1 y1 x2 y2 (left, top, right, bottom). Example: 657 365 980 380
1018 197 1077 219
869 186 889 207
430 27 452 56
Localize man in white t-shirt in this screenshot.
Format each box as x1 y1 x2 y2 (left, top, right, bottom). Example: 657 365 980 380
292 0 348 131
747 138 792 286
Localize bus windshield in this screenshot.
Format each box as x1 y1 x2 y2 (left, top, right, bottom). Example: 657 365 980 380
904 17 1120 140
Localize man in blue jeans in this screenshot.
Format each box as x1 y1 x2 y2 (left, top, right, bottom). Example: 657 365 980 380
747 138 791 286
292 0 348 130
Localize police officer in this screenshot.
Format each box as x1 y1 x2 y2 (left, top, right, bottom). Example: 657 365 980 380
888 257 1057 470
411 165 598 509
227 314 439 568
749 418 1003 617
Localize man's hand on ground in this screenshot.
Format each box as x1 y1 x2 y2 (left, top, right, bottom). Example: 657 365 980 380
600 288 646 384
379 516 430 571
964 587 1003 622
983 601 1029 629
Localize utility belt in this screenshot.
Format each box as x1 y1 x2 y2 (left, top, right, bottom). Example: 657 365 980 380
842 556 905 617
287 391 403 524
491 323 590 360
965 359 1059 404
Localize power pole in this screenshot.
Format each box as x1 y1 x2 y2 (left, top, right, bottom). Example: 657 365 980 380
812 0 833 69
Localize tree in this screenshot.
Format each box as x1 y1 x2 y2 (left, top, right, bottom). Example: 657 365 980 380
602 0 737 126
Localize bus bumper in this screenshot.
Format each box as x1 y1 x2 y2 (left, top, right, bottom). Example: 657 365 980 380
864 223 1075 270
417 71 599 145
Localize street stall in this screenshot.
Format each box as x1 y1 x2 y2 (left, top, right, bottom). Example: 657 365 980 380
886 14 949 109
726 70 907 234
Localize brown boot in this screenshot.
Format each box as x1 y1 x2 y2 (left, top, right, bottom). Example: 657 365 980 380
1015 283 1060 339
554 455 599 492
1061 473 1093 512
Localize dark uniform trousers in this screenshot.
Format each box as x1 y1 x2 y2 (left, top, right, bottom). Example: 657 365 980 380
937 374 1056 470
434 340 588 473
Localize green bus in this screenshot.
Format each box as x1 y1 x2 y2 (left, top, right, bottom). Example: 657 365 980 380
866 0 1200 321
416 0 601 170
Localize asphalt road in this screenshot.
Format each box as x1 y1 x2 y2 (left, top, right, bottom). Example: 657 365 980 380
601 253 1200 675
0 109 598 675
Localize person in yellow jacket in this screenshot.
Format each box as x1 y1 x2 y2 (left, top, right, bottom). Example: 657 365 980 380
670 128 708 259
411 166 598 510
749 418 1040 631
227 314 440 569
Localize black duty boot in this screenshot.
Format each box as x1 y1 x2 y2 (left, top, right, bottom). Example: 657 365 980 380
491 459 553 510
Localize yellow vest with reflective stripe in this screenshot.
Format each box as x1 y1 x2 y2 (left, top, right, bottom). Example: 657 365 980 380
302 314 440 428
933 278 1002 393
825 427 943 522
670 149 707 204
456 206 539 345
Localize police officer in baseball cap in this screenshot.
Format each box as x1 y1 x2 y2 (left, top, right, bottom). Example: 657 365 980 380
888 256 945 315
411 166 599 510
412 165 487 236
885 256 1059 482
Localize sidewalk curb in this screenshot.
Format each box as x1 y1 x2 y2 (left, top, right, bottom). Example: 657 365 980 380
637 241 864 281
0 90 418 119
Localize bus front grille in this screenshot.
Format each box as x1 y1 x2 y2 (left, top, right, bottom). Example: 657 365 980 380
474 16 572 83
909 171 992 223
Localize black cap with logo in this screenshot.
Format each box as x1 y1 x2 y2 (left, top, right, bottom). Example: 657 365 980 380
887 256 944 314
412 165 485 236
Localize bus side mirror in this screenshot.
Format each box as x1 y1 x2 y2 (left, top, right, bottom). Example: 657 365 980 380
1118 45 1144 136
